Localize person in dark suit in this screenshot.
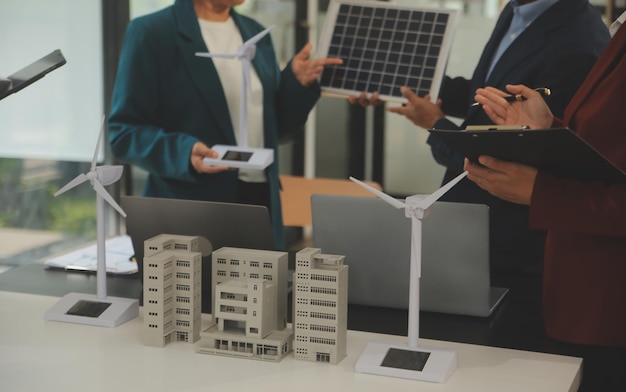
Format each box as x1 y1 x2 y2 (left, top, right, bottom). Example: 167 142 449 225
108 0 341 250
357 0 610 275
467 10 626 390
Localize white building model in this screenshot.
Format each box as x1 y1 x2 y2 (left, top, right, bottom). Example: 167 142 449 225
293 248 348 364
141 240 349 364
195 247 293 362
142 234 204 347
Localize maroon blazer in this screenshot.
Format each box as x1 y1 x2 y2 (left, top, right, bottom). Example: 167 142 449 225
529 25 626 347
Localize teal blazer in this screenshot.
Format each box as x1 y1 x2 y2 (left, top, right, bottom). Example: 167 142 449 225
109 0 320 249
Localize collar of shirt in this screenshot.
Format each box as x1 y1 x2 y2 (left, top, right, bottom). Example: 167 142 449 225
511 0 559 28
486 0 559 79
609 10 626 37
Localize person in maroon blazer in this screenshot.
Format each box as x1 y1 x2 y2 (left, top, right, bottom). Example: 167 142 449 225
467 11 626 391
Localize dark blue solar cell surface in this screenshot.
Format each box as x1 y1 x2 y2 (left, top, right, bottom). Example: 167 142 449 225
320 2 451 99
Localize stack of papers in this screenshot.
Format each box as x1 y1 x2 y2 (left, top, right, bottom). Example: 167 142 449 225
44 235 137 275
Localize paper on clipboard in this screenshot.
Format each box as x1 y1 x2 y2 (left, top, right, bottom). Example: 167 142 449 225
44 235 137 275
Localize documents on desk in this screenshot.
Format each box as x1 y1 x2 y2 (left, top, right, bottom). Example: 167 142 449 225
43 235 137 274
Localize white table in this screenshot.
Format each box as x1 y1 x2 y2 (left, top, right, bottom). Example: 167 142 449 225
0 291 581 392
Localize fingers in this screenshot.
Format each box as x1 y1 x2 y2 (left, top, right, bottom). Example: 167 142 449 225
314 57 344 66
474 88 509 122
387 105 412 116
504 84 527 96
293 43 343 87
295 42 313 60
349 91 383 107
296 42 342 66
465 156 536 205
190 142 231 174
400 86 419 104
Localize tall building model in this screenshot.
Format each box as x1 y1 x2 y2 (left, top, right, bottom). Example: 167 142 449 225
141 239 349 365
293 248 348 364
142 234 204 347
195 247 293 362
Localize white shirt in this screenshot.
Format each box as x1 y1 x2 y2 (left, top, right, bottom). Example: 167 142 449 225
198 17 267 183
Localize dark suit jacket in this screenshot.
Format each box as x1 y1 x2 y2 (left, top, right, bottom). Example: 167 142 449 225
108 0 320 249
426 0 610 273
531 24 626 347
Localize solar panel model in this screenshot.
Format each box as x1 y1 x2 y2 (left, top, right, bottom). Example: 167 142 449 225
317 0 457 103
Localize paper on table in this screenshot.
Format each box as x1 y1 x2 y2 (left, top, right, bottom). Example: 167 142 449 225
44 235 137 275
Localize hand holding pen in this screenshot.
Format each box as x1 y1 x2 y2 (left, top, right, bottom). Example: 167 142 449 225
474 85 555 129
471 87 551 107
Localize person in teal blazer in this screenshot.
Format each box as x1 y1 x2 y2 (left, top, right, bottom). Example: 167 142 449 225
108 0 340 250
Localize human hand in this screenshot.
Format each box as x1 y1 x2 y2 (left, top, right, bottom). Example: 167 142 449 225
291 42 343 87
386 86 444 129
190 142 230 174
464 156 537 205
348 91 384 107
474 84 554 129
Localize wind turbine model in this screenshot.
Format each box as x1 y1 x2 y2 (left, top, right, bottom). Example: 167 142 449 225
349 171 468 383
44 115 139 327
196 25 275 170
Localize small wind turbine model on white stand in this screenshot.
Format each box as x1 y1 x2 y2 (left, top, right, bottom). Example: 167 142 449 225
196 25 275 170
44 115 138 327
349 171 468 383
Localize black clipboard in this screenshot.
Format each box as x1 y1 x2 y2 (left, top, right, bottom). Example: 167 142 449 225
0 49 66 100
428 127 626 183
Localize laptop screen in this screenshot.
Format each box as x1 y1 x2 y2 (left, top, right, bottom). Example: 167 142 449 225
311 195 500 316
121 196 275 313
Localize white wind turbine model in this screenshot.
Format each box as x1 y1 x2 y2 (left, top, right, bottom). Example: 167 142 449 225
44 116 138 327
196 25 275 170
349 171 468 383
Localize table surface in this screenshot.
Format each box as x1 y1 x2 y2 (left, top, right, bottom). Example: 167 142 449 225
0 290 581 392
279 175 381 227
0 263 558 351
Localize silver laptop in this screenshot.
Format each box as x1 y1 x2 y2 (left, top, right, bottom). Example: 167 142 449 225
121 196 276 313
311 194 508 317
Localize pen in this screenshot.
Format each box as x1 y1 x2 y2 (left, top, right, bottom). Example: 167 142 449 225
471 87 551 107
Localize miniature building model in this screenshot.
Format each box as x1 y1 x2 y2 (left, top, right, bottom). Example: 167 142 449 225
142 234 204 347
210 247 289 328
196 247 293 362
293 248 348 364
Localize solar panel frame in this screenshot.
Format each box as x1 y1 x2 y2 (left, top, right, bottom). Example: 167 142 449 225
316 0 458 103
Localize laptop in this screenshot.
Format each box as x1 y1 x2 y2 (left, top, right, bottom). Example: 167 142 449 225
311 194 508 317
0 49 66 100
121 196 275 313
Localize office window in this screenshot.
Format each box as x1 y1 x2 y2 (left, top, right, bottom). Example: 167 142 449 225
0 1 104 265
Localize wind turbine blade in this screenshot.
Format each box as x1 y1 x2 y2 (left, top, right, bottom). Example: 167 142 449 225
91 115 106 171
242 25 275 48
349 176 406 209
195 52 237 59
417 171 467 209
54 174 88 197
92 180 127 217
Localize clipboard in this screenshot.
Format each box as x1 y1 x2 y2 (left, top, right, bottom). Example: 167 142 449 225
0 49 66 100
428 127 626 183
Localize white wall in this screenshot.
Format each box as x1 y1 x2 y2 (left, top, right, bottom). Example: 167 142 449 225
0 1 103 163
